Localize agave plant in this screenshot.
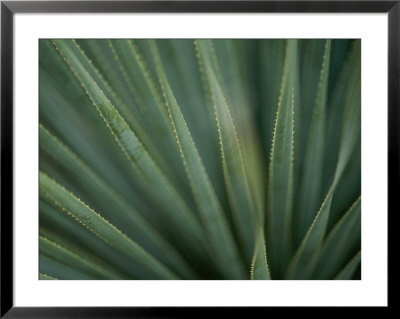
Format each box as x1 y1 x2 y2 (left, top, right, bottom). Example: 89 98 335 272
39 39 361 280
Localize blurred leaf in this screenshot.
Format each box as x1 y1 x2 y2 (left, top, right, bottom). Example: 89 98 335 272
259 40 286 152
52 39 207 255
196 40 257 266
39 124 197 279
286 40 360 279
250 231 271 280
40 255 94 280
39 234 122 279
40 172 179 279
295 40 331 245
150 40 246 279
39 273 58 280
266 40 297 278
311 197 361 279
39 198 154 279
334 251 361 280
108 40 190 193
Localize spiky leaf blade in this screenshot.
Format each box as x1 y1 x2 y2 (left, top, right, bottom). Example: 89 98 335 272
312 197 361 279
52 39 206 255
334 251 361 280
195 40 257 266
266 40 297 278
296 40 331 243
286 41 360 279
40 171 179 279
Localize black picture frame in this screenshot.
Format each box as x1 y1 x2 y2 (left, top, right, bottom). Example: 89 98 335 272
1 0 395 317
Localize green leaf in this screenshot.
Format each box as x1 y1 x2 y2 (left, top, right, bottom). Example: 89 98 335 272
43 40 179 206
154 40 226 205
323 40 361 196
40 255 94 280
259 40 286 151
265 40 297 278
312 197 361 279
329 144 361 229
213 40 267 228
40 42 153 216
150 40 246 279
40 198 152 279
295 40 332 244
74 40 180 183
40 171 179 279
334 251 361 280
39 273 58 280
39 234 123 279
69 41 167 172
75 40 139 113
108 40 190 193
51 39 206 255
40 226 131 279
286 41 360 279
108 40 167 124
328 40 352 99
39 124 197 279
297 40 326 156
250 231 271 279
195 40 257 265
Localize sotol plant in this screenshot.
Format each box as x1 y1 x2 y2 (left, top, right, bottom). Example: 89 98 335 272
39 39 361 280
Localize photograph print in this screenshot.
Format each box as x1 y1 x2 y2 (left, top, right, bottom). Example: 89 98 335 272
39 39 361 280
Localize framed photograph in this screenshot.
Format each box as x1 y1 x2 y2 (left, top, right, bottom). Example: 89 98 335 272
1 0 394 316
